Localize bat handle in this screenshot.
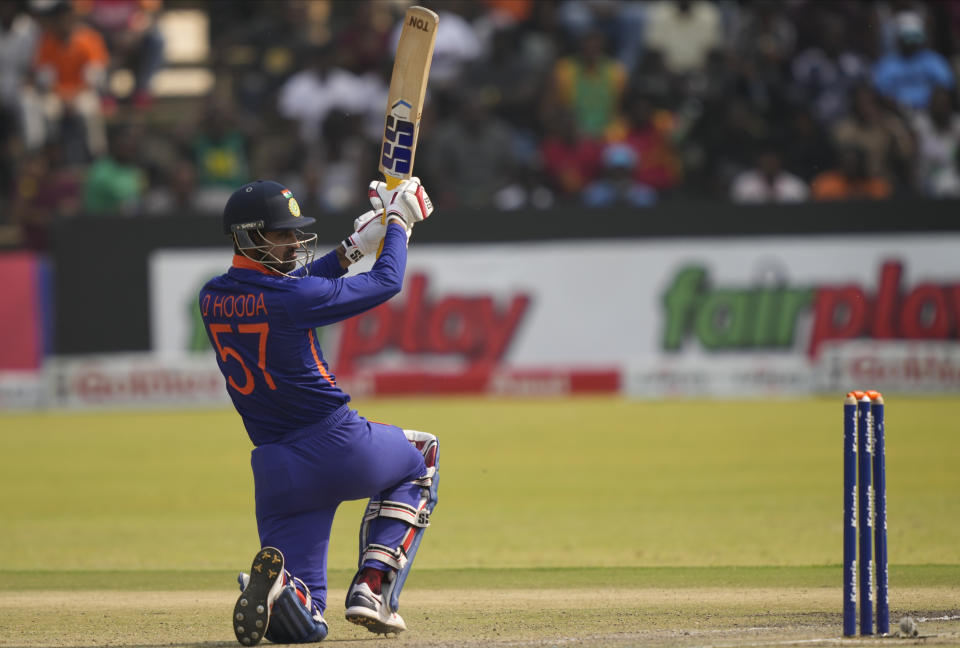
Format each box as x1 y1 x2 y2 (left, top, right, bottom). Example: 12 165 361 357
377 175 405 257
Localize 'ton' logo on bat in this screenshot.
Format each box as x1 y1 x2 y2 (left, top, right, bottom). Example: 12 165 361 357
409 14 431 32
382 100 415 176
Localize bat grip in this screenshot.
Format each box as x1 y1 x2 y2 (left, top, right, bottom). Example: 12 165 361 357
377 176 405 257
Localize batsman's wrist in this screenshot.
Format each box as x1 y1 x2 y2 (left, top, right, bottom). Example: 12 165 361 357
386 215 409 230
340 238 364 265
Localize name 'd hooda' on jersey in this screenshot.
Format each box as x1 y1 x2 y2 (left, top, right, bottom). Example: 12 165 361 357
336 274 531 374
201 292 268 319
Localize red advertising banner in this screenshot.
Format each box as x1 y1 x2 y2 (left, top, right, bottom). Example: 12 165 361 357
0 252 47 370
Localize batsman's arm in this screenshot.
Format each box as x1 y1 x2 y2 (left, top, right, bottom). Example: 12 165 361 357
288 223 409 329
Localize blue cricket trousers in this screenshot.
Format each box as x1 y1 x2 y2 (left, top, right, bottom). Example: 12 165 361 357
250 405 427 612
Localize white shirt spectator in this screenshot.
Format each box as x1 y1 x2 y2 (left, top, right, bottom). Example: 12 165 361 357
277 67 386 143
391 10 483 88
730 170 809 203
644 1 721 75
912 111 960 197
0 12 38 106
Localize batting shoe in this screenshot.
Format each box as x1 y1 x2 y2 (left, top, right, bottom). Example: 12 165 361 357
233 547 285 646
345 581 407 635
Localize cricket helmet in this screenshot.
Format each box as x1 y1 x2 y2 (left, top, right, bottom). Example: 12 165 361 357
223 180 318 276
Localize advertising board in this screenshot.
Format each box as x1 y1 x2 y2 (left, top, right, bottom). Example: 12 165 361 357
148 235 960 398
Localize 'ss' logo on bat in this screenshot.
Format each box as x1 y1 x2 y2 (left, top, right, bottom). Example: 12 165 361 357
381 100 415 176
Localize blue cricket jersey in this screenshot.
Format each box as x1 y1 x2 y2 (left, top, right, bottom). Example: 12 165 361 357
199 224 408 445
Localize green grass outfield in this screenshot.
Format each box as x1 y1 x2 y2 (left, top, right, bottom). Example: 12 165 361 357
1 396 958 571
1 397 958 647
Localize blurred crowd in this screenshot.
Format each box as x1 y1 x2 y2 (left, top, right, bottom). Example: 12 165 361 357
3 0 960 249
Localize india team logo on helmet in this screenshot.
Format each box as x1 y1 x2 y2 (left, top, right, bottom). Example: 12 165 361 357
282 188 301 218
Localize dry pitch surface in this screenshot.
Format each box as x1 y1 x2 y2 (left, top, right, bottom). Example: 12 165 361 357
2 587 959 648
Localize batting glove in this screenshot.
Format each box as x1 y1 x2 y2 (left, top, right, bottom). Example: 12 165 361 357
369 177 434 230
341 183 417 263
341 210 385 264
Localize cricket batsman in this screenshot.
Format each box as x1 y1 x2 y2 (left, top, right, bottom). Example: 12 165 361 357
199 178 438 645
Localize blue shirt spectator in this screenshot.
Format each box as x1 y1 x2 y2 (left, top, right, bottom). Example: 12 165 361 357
582 143 657 207
872 11 954 111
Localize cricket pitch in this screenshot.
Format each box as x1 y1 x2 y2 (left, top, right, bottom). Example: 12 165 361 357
2 585 959 647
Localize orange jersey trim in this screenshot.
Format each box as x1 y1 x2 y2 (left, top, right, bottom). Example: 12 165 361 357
232 254 277 276
307 330 336 387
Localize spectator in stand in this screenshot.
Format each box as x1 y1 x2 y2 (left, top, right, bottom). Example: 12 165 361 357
732 2 796 115
76 0 164 111
735 3 796 64
0 1 38 202
538 107 603 198
334 11 393 142
466 24 548 137
10 141 83 248
143 158 226 216
644 0 721 78
811 145 892 201
833 84 914 189
556 0 647 73
277 42 386 146
912 86 960 197
400 1 483 92
333 1 392 77
873 10 954 113
513 0 562 89
421 88 517 210
282 111 373 213
210 0 318 116
28 0 109 163
931 146 960 197
82 123 146 215
619 93 682 194
189 96 251 196
628 47 677 106
489 159 555 211
781 106 834 182
791 12 869 125
0 2 36 114
682 95 770 198
874 1 930 57
730 147 809 203
547 29 627 139
582 142 657 207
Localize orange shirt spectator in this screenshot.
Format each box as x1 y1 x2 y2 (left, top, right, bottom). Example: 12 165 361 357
811 172 891 200
34 22 108 100
811 146 892 201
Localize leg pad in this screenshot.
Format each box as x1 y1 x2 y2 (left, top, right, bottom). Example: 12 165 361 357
354 430 439 614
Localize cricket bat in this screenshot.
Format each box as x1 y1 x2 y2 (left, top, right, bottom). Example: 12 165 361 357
376 5 438 255
379 5 439 192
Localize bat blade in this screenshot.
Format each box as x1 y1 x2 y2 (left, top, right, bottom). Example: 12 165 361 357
379 5 439 191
